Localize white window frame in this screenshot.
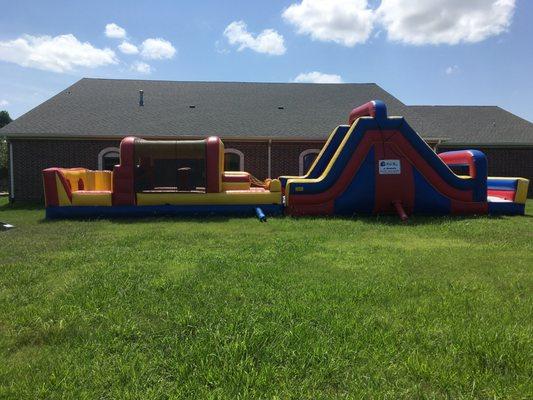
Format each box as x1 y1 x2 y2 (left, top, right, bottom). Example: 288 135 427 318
98 147 120 170
299 149 321 175
224 148 244 171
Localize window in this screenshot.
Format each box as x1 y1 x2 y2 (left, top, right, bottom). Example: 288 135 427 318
98 147 120 171
299 149 320 175
224 149 244 171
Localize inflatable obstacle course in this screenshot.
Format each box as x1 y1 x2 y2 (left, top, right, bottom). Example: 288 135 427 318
42 101 529 219
43 136 283 219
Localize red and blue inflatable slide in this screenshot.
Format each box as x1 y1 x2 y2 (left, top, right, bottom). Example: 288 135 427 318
281 100 529 217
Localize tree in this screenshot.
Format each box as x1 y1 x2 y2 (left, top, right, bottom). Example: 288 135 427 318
0 110 11 181
0 110 11 129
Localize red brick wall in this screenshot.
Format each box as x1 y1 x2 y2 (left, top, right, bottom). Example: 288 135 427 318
223 141 269 179
223 140 328 179
10 139 280 201
10 139 120 201
8 139 532 202
271 141 325 178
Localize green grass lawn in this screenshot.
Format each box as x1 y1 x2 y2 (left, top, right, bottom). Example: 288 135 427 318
0 198 532 399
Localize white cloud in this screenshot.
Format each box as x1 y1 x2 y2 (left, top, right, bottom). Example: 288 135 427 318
105 23 127 39
223 21 286 55
377 0 516 45
282 0 374 47
140 38 176 60
0 99 8 107
0 34 117 73
445 65 460 75
282 0 515 47
293 71 343 84
131 61 151 74
119 41 139 55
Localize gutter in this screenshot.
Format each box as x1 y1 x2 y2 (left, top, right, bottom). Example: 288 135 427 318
5 134 330 143
9 141 14 202
267 139 272 178
437 143 533 149
5 134 533 148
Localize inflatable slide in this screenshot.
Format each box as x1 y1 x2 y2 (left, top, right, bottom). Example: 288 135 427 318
281 101 529 217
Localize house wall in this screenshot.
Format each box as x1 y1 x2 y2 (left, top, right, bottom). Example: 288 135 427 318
10 138 325 201
271 141 325 178
223 140 326 179
10 139 120 201
9 139 532 202
223 141 270 179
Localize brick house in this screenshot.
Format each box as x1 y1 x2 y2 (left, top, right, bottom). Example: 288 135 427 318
1 78 532 202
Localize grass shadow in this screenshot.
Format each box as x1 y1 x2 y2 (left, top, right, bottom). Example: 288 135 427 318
0 201 42 212
36 211 531 226
6 197 531 226
37 213 265 225
285 212 524 226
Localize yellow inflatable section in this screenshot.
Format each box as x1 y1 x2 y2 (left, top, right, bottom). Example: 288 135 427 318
137 180 282 206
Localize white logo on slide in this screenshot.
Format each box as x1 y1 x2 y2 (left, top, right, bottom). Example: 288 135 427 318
379 160 401 175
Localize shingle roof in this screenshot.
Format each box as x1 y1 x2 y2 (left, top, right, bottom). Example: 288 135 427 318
0 78 408 140
405 106 533 145
1 78 532 145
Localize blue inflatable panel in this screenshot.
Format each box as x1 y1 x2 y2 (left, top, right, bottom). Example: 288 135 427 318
487 178 519 191
412 169 451 214
334 147 375 215
488 201 525 215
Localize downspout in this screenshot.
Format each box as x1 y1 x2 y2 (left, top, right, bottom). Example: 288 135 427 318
267 139 272 179
8 141 14 202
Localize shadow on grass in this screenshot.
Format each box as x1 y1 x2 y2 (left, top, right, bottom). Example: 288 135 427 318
36 212 530 227
5 199 531 226
42 215 238 225
286 213 515 226
0 200 42 211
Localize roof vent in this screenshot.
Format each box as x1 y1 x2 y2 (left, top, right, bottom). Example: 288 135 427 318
139 90 144 107
278 106 285 110
189 105 196 109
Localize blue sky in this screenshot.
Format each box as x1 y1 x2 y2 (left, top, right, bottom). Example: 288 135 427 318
1 0 532 122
